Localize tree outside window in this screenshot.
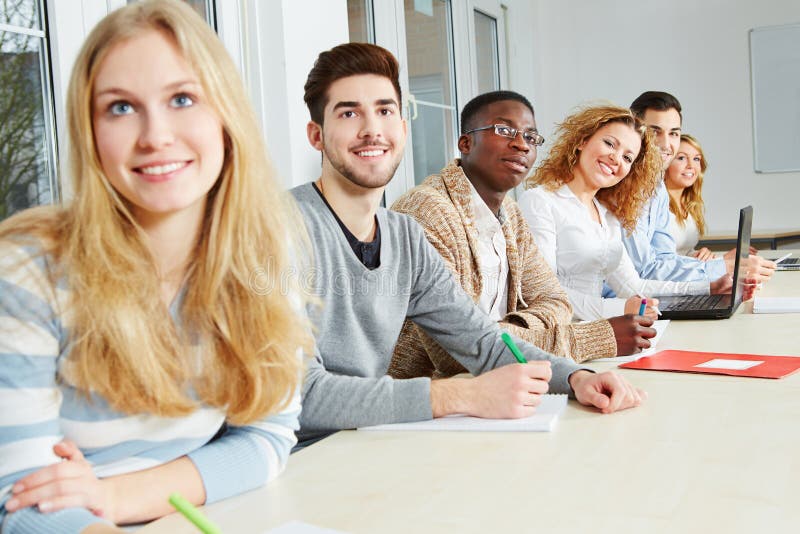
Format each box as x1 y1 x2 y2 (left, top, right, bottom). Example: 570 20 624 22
0 0 57 222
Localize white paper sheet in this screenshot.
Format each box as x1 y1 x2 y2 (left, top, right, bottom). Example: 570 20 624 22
264 521 348 534
694 358 764 370
358 394 567 432
753 297 800 314
593 320 670 363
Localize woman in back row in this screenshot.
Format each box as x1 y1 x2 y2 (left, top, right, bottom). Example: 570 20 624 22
664 134 756 261
518 105 733 322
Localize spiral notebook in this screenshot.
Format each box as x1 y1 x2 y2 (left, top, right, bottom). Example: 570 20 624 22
358 394 567 432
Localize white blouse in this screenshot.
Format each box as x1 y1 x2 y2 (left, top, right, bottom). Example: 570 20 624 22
517 185 709 321
668 210 700 257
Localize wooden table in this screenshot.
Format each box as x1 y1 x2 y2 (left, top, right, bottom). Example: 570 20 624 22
140 270 800 534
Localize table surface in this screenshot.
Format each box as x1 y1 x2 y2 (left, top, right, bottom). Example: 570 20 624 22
140 257 800 534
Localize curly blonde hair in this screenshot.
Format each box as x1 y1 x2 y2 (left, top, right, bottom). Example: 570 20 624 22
525 104 662 232
666 134 708 236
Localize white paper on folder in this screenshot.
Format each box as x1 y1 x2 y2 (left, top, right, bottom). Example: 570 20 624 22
753 297 800 314
264 521 348 534
358 394 567 432
592 319 670 363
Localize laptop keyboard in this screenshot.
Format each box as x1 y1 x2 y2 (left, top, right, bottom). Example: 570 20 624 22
662 294 725 311
780 258 799 265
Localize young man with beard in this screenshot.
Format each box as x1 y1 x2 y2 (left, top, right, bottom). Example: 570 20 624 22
290 43 645 448
387 91 656 381
620 91 775 286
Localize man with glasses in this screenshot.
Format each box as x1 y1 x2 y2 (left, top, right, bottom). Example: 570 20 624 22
389 91 656 381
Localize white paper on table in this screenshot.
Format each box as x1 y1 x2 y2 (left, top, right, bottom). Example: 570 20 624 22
753 297 800 314
358 394 567 432
264 521 349 534
694 358 764 370
593 319 670 363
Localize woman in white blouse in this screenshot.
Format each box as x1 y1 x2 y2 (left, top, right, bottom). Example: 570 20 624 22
665 134 754 261
518 105 732 321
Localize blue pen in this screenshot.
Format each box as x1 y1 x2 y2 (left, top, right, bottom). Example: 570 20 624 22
638 298 647 316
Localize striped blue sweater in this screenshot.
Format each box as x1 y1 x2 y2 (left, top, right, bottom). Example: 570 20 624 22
0 240 300 533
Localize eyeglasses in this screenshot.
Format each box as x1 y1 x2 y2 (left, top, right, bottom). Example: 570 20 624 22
464 124 545 147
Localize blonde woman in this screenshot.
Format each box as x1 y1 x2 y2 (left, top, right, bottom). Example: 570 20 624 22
665 134 755 261
518 105 732 321
0 1 308 531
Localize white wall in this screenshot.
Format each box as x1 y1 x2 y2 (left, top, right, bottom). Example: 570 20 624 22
242 0 348 190
528 0 800 234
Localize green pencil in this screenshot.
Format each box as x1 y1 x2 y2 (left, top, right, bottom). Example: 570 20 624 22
501 332 527 364
168 492 222 534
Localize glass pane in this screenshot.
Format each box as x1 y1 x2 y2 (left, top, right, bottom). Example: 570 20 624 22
0 0 42 31
474 10 499 94
404 0 457 185
0 31 55 220
127 0 212 25
347 0 372 43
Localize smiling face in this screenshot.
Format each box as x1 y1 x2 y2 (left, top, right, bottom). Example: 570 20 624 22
307 74 406 190
458 99 537 194
573 121 642 192
92 30 225 225
665 140 703 190
641 108 681 170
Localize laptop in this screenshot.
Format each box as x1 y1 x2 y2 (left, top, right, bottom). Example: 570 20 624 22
775 257 800 271
654 206 752 320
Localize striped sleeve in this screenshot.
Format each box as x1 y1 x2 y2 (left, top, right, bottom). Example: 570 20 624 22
0 243 106 532
186 351 301 504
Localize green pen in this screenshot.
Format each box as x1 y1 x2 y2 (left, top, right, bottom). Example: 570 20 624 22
168 492 222 534
501 332 527 364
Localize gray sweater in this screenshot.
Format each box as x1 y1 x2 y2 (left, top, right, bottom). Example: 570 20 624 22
291 183 585 445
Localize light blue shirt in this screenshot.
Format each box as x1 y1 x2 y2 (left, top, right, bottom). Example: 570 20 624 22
621 181 727 286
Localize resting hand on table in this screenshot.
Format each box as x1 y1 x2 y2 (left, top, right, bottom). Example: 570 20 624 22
723 245 758 261
608 314 657 356
5 440 119 524
690 247 716 261
725 255 775 283
568 370 645 414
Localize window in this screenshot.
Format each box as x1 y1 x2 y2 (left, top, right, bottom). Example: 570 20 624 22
347 0 374 43
474 9 499 94
404 0 457 185
0 0 57 221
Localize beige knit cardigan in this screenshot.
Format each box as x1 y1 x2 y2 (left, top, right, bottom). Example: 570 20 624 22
388 160 616 379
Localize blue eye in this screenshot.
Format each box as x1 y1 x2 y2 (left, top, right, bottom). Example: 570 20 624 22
109 101 133 116
171 93 194 108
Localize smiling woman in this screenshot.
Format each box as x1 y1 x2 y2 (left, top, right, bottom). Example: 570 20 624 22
0 1 310 532
517 104 732 321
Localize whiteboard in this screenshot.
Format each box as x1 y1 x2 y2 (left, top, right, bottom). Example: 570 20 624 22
749 24 800 173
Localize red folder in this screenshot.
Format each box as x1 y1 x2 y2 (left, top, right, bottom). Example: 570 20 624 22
619 350 800 379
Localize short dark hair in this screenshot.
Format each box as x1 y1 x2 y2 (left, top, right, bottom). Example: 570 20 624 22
303 42 402 125
460 90 535 134
630 91 682 122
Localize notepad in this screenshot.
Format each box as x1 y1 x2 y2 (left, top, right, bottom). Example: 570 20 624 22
593 320 670 363
358 394 567 432
753 297 800 314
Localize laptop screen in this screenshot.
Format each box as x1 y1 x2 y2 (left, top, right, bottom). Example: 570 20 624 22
730 206 753 309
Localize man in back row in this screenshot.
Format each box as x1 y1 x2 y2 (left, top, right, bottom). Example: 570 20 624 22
388 90 656 381
290 43 644 448
622 91 776 286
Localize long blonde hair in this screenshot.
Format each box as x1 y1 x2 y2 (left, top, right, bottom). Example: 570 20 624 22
0 0 309 425
667 134 708 236
525 104 662 232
